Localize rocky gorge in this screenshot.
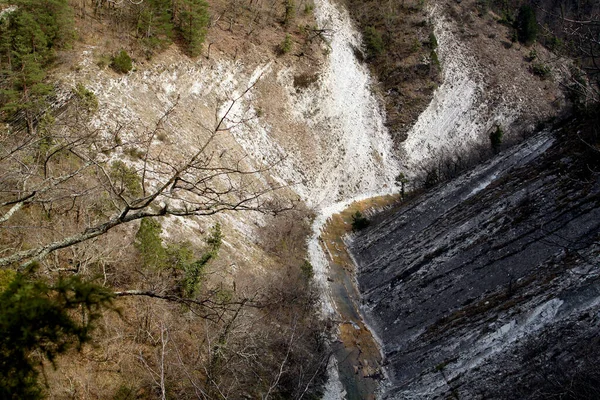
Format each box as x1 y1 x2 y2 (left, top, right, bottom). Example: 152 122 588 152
314 0 600 398
1 0 598 397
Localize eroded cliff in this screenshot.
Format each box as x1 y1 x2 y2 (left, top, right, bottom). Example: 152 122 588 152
348 116 600 399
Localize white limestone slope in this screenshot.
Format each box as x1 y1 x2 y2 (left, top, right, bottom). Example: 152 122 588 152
278 0 400 208
400 6 515 177
299 1 402 397
61 0 401 290
297 0 400 304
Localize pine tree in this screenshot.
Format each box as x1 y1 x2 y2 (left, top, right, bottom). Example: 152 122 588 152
0 273 113 399
137 0 174 54
177 0 209 57
516 5 538 46
0 0 73 133
135 218 167 269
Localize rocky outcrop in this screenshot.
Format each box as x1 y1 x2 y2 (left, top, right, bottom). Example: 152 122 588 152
348 119 600 399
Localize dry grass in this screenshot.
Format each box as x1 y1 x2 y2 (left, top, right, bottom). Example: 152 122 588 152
0 2 332 397
321 195 400 266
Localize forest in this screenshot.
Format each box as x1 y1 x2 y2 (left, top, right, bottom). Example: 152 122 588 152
0 0 330 398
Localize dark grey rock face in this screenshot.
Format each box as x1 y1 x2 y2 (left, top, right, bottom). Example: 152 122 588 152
348 123 600 399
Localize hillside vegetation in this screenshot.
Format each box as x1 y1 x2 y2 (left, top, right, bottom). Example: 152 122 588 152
0 0 331 398
343 0 441 144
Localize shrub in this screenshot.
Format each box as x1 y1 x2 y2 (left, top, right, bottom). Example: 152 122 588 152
284 0 295 25
166 241 194 270
531 63 551 79
134 218 167 269
546 35 563 52
96 54 111 69
303 2 314 14
181 223 222 297
280 34 293 54
110 161 142 197
490 124 504 151
351 210 370 231
205 223 223 252
429 32 438 50
181 254 209 297
515 5 538 46
300 260 314 280
73 83 98 112
425 169 439 188
111 50 133 74
431 50 440 68
363 26 384 58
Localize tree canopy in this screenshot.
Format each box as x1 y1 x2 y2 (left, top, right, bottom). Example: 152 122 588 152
516 5 538 46
0 0 73 133
0 272 113 399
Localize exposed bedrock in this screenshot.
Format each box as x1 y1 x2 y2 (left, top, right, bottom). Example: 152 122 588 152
348 122 600 399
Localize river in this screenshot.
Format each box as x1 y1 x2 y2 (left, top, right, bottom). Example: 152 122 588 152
300 0 404 397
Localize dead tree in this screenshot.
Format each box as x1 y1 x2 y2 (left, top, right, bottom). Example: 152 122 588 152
0 78 292 271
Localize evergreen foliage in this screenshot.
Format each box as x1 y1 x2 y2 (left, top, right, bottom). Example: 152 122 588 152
300 260 314 280
515 5 538 46
111 50 133 74
109 160 142 198
134 219 223 297
137 0 174 55
531 62 551 79
73 83 98 112
490 124 504 151
351 210 370 231
177 0 210 57
135 218 167 269
166 241 195 270
0 0 73 130
363 26 384 59
280 33 293 54
283 0 295 26
205 222 222 253
0 274 113 399
182 223 222 297
429 32 438 50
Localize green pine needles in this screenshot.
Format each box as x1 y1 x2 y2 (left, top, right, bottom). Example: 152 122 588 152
515 5 538 46
111 50 133 74
0 273 114 399
178 0 210 57
134 218 223 297
0 0 74 133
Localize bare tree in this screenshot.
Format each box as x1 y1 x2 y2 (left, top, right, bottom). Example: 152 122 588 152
537 4 600 104
0 78 291 271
